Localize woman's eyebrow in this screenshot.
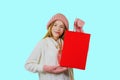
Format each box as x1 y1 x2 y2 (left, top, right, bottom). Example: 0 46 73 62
60 24 64 26
53 23 57 25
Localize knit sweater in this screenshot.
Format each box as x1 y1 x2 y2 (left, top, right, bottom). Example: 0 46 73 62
25 37 70 80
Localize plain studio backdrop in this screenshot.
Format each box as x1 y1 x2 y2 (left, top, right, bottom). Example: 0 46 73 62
0 0 120 80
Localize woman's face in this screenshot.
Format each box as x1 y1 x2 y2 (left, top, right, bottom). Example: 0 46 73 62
51 20 65 40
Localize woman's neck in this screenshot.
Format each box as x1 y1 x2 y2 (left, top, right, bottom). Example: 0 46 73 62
52 37 59 41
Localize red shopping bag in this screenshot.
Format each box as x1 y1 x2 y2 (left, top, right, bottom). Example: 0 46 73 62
60 30 91 70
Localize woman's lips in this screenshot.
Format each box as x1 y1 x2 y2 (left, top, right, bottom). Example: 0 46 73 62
54 31 60 34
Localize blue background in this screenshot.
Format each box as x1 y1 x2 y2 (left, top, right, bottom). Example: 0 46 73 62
0 0 120 80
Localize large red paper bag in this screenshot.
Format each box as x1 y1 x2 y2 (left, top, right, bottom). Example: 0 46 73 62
60 30 91 70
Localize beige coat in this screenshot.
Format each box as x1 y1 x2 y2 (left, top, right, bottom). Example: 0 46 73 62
25 37 71 80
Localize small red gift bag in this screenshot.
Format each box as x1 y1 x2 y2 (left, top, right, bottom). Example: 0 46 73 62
60 30 91 70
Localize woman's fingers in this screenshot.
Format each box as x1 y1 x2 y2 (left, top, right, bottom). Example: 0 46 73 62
74 18 85 28
52 67 68 74
43 65 68 74
43 65 59 72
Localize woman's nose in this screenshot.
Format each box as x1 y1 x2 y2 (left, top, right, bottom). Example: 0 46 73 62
56 26 60 31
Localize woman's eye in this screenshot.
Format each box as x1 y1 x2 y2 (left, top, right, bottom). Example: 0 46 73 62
54 24 57 26
60 26 64 28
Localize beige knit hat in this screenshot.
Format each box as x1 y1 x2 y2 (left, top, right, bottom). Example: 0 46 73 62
47 13 69 30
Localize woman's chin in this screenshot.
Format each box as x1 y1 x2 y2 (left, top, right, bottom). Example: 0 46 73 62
53 34 60 37
53 35 60 40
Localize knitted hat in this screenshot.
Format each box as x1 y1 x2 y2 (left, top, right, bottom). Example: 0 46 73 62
47 13 69 30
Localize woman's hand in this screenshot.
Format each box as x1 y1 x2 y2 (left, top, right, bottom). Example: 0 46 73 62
74 18 85 32
43 65 68 74
43 65 58 73
52 66 68 74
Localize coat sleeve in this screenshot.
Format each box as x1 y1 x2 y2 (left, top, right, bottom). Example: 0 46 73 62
24 39 45 73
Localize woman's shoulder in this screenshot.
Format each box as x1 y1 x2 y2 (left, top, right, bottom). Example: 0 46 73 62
38 37 51 45
43 37 51 42
38 38 47 44
40 37 64 44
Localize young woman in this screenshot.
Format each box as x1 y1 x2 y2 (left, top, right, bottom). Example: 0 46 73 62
25 13 74 80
